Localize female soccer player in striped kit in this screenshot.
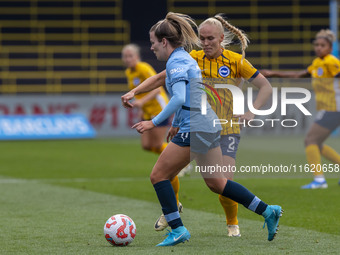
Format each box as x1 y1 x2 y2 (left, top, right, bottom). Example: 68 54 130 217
261 29 340 189
122 12 282 246
189 15 274 237
131 14 274 238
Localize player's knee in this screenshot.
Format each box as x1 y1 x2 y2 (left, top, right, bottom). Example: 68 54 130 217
150 168 163 184
304 135 321 148
150 172 158 185
205 181 223 194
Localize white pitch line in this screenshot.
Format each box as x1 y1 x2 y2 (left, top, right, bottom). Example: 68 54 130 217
0 176 151 184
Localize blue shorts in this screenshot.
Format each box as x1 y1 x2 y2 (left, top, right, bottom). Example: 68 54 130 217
143 117 170 127
220 134 241 159
171 131 221 154
171 132 190 147
315 111 340 131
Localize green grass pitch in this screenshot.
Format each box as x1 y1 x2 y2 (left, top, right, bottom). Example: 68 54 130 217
0 135 339 254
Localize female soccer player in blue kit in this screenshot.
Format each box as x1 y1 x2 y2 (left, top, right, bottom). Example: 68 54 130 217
122 12 282 246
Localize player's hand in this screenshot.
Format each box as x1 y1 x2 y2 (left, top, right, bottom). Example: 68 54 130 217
132 120 155 134
167 126 179 142
234 111 255 126
121 91 135 108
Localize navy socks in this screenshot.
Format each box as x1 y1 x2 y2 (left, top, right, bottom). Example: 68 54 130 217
153 180 183 229
222 180 268 215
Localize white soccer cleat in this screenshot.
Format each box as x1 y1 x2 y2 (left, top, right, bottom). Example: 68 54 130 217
154 202 183 231
227 225 241 237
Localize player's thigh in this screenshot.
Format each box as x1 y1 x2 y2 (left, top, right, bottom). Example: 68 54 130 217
222 155 235 180
140 129 152 150
148 126 168 148
305 122 332 147
150 142 190 184
195 146 226 193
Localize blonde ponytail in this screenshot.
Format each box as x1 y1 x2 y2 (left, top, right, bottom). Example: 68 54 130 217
214 14 249 61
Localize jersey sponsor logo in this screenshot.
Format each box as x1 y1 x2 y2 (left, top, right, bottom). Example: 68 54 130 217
218 66 230 77
170 67 184 74
317 67 323 77
133 78 140 86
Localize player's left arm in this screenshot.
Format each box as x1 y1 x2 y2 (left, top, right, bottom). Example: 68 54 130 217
121 70 166 108
133 88 161 108
235 73 272 122
249 73 273 111
325 57 340 77
132 81 186 133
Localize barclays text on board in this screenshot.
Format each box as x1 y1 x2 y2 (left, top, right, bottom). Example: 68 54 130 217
0 114 96 140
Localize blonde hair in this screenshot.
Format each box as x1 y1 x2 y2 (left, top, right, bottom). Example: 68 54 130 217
199 14 249 61
122 44 141 59
315 29 336 46
150 12 199 52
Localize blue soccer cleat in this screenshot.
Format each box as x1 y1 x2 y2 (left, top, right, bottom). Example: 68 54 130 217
262 205 283 241
301 180 328 189
156 226 191 246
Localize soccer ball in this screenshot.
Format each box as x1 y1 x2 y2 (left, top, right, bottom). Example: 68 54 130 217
104 214 136 246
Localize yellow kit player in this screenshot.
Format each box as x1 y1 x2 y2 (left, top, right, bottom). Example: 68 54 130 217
261 29 340 189
190 16 272 237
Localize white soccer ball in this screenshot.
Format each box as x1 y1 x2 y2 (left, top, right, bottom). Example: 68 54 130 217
104 214 136 246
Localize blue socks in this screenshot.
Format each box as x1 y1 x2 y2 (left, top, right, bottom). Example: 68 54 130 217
222 180 268 215
153 180 183 229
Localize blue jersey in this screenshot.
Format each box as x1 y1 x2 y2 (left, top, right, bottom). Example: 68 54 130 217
165 47 221 133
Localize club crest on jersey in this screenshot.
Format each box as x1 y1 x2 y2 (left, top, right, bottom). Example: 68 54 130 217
317 67 323 77
133 78 140 86
218 66 230 77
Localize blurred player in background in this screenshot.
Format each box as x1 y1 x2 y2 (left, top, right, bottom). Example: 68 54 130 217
122 44 182 209
261 29 340 189
122 12 282 246
132 15 273 237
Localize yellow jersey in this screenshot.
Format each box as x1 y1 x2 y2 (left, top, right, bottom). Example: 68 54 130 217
307 54 340 111
125 62 169 120
190 49 259 135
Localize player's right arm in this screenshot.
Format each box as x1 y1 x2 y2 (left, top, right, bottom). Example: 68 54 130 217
260 69 310 78
121 70 166 108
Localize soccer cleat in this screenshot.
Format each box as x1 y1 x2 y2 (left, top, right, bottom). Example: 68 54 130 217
154 202 183 231
263 205 283 241
301 180 328 189
156 226 191 246
227 225 241 237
